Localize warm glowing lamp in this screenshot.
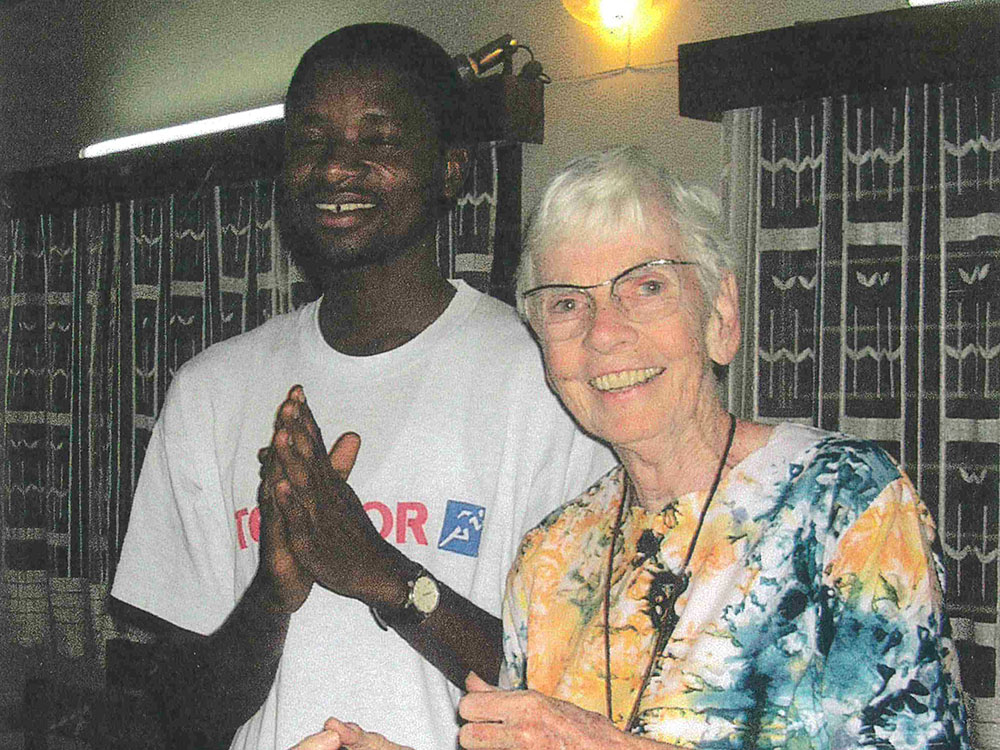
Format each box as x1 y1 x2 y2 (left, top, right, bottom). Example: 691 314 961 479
561 0 666 36
600 0 639 29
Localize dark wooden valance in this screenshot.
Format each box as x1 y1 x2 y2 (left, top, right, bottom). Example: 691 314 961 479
678 2 1000 122
3 121 285 218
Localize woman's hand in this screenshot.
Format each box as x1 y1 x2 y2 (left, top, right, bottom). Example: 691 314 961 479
458 674 667 750
289 718 414 750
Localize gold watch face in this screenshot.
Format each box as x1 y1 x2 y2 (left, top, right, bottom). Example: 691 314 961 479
411 574 440 615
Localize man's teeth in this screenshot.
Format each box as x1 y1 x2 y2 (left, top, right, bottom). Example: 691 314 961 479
590 368 663 392
315 202 375 213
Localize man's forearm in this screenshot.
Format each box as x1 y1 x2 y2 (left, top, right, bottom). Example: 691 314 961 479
376 571 503 687
156 580 292 746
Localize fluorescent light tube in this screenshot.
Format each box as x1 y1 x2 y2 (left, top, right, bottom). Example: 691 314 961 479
79 103 285 158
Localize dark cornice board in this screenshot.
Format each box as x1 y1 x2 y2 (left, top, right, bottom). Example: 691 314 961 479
3 120 285 217
678 2 1000 122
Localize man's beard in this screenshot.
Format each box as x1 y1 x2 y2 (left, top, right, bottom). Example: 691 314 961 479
275 189 437 283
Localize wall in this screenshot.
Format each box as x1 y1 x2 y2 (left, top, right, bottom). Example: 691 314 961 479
1 0 906 207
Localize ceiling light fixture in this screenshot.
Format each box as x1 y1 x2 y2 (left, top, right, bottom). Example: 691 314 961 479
599 0 639 29
79 103 285 158
561 0 667 39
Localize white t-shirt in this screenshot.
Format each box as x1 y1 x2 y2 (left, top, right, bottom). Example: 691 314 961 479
111 280 614 750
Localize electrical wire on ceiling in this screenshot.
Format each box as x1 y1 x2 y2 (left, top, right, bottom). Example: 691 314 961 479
542 22 676 85
551 58 676 84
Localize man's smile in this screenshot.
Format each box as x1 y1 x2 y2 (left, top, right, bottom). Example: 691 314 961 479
315 202 376 213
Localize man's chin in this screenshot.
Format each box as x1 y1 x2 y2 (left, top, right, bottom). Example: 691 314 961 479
277 206 437 281
289 237 413 278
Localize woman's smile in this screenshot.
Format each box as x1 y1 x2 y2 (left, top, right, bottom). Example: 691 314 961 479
589 367 665 393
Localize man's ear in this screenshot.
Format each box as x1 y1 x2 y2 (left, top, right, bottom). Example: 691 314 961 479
443 146 470 201
706 271 741 367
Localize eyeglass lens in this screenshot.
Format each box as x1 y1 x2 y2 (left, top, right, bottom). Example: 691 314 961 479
527 262 685 340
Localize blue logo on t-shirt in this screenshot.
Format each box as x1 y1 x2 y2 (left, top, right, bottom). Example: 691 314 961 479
438 501 486 557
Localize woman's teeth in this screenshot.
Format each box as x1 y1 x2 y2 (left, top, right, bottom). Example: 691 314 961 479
590 368 663 392
315 203 375 212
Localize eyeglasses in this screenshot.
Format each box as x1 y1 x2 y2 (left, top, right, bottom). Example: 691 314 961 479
521 258 698 342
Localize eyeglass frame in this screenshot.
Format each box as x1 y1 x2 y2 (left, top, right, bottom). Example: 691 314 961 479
520 257 700 338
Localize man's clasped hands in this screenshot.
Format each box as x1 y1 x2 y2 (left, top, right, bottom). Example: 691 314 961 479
256 384 409 615
263 386 633 750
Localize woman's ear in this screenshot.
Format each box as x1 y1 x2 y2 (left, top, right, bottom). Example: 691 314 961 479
706 271 741 367
443 147 470 200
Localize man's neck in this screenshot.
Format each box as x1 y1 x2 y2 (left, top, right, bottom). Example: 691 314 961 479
315 247 457 356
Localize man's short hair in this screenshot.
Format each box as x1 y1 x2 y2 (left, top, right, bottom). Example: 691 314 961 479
286 23 466 144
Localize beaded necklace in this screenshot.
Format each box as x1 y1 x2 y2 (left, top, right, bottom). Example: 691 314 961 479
602 413 737 730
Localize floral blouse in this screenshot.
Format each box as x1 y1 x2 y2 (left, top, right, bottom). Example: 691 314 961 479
500 423 971 749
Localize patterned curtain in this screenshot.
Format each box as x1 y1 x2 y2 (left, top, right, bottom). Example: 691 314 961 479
721 79 1000 748
0 141 509 745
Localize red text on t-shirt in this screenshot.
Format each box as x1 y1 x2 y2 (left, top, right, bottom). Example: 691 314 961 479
234 501 429 550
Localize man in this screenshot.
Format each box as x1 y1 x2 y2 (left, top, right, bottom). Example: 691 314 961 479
110 22 612 750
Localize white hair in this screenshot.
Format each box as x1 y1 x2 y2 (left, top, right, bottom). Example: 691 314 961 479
516 146 737 318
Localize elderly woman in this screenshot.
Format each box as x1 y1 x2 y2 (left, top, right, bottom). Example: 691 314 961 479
294 146 971 750
456 146 971 750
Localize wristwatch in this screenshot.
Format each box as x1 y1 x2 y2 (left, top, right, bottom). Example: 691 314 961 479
370 567 441 630
406 569 441 619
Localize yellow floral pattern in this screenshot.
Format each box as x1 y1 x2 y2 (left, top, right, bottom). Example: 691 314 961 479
501 424 970 749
